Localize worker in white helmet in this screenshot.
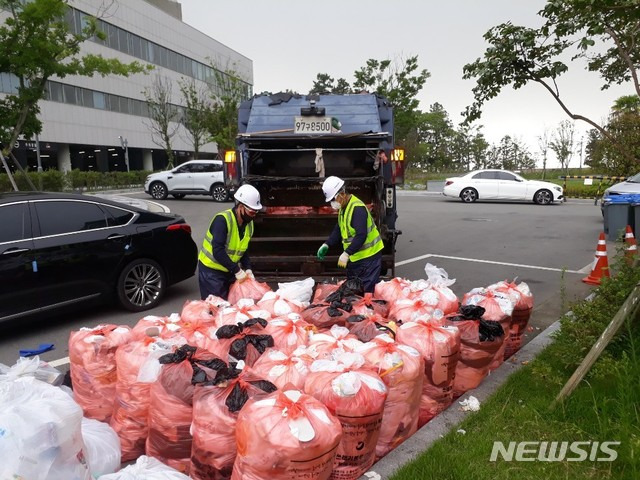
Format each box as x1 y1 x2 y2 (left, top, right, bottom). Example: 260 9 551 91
316 176 384 293
198 184 262 300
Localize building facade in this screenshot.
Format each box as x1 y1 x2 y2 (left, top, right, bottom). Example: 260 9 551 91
0 0 253 173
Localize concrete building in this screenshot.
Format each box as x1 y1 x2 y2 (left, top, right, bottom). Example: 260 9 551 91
0 0 253 173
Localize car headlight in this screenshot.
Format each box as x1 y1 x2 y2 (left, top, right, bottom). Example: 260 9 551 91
553 186 562 192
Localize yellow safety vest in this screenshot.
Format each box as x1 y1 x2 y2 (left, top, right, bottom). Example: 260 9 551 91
198 209 253 272
338 195 384 262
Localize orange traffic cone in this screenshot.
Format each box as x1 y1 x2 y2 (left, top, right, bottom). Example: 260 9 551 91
624 225 637 263
582 233 610 286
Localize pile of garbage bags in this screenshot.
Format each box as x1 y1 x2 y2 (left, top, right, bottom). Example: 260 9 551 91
1 264 534 480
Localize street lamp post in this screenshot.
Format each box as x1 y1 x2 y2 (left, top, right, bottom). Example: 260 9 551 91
118 135 130 172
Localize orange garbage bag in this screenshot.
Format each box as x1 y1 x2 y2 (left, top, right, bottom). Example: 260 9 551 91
146 345 219 474
302 300 354 330
263 313 313 353
111 336 183 461
356 334 424 458
388 297 440 323
374 277 410 303
405 263 459 315
228 278 271 304
304 352 387 480
252 346 316 390
462 290 514 371
69 324 132 422
396 319 461 426
232 388 342 480
190 363 277 480
132 314 182 340
444 306 504 398
488 280 534 359
257 292 304 316
214 318 274 366
218 298 272 327
312 282 340 303
351 292 390 318
181 299 218 325
345 313 392 343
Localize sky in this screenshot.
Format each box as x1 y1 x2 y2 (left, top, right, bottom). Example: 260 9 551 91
181 0 634 168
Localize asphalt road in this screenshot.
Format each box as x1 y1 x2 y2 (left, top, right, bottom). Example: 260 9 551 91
0 192 606 369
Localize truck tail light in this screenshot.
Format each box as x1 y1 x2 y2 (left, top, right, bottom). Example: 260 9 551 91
224 150 239 186
390 147 405 185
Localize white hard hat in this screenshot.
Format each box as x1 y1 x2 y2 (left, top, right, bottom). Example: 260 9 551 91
322 176 345 202
234 184 262 210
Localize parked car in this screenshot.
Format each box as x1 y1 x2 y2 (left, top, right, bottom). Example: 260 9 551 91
144 159 229 202
603 173 639 196
443 169 564 205
0 192 198 323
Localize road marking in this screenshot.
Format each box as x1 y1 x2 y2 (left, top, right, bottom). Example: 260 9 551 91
49 356 70 367
396 253 584 274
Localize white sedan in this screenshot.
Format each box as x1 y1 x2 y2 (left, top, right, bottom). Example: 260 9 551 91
443 169 564 205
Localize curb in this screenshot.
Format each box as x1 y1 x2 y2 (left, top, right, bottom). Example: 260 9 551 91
360 320 562 479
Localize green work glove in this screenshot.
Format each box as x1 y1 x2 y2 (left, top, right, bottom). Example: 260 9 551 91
317 243 329 260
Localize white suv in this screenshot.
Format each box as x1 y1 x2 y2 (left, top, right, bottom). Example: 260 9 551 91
144 160 229 202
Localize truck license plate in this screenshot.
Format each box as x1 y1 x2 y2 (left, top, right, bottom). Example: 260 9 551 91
294 116 332 134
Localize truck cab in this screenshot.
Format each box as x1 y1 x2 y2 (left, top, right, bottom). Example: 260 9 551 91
224 93 404 282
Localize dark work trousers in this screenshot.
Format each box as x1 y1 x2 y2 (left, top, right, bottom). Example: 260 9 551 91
198 262 234 300
347 253 382 293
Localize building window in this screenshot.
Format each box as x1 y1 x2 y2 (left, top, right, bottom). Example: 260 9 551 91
93 91 106 109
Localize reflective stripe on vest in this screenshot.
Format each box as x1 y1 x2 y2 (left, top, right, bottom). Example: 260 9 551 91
198 209 253 272
338 195 384 262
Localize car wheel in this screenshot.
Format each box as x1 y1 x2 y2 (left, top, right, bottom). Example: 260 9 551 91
211 183 229 202
534 189 553 205
149 182 168 200
460 187 478 203
117 258 166 312
172 193 186 199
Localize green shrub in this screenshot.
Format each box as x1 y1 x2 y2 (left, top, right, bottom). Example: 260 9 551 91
0 169 152 193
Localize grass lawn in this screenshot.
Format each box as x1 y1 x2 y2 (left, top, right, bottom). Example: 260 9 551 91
391 257 640 480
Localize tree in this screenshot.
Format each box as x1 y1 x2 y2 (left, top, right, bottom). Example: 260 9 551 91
206 65 250 153
487 136 537 170
586 95 640 175
538 129 552 179
413 103 455 172
352 56 430 144
309 73 352 94
462 0 639 164
179 78 212 159
550 120 575 173
0 0 146 157
144 75 180 168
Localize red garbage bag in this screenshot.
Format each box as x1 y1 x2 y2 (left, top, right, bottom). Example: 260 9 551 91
132 314 182 340
444 306 504 398
181 299 218 325
228 278 272 304
405 263 459 315
488 280 534 359
462 290 514 371
312 283 341 303
304 352 387 480
218 298 272 327
214 318 274 366
307 325 363 359
232 388 342 480
257 291 304 316
351 292 390 318
178 314 218 352
374 277 410 303
111 337 183 461
302 300 354 330
252 346 316 390
396 319 461 426
69 324 132 422
190 363 277 480
263 313 313 353
389 297 441 323
345 313 392 343
146 345 219 474
356 334 424 458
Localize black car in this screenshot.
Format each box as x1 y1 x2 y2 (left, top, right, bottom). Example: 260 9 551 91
0 192 197 322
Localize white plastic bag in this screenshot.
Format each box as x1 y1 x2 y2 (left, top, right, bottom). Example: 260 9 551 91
276 277 315 304
0 355 64 385
0 377 91 480
97 455 191 479
82 417 121 478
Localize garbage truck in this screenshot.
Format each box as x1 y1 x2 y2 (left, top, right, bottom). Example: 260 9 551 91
223 92 405 282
